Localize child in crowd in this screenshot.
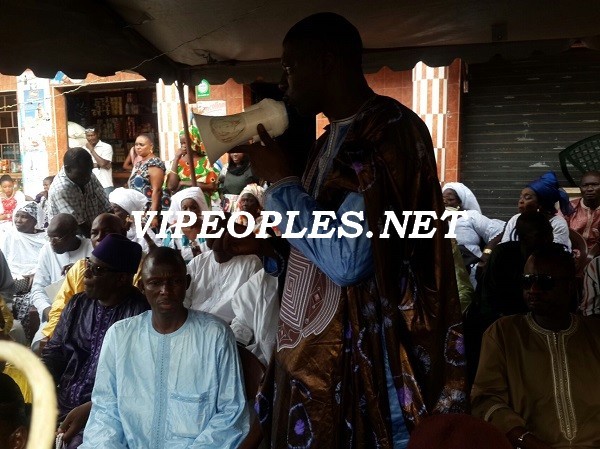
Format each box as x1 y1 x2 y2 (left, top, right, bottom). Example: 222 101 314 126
35 176 54 229
0 175 26 225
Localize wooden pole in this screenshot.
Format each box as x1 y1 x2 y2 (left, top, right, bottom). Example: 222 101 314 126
176 77 197 187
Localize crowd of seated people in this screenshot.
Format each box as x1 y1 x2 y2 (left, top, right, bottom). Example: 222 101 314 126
1 131 599 449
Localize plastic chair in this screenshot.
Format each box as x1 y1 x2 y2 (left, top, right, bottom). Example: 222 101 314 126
559 133 600 186
237 344 266 449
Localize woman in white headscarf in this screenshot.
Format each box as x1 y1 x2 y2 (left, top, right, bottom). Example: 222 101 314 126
0 201 47 342
0 201 47 280
235 183 267 234
109 187 156 251
442 182 505 285
162 187 209 262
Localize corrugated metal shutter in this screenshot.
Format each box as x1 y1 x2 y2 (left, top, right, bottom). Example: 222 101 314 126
461 48 600 220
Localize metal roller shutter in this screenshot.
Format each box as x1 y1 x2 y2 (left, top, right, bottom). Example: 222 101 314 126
461 48 600 220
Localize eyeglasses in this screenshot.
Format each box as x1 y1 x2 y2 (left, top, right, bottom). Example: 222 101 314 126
85 257 119 277
521 274 562 291
47 234 69 243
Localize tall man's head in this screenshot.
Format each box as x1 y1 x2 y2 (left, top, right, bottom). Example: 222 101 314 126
46 213 79 254
579 171 600 209
281 12 364 116
0 373 28 449
140 247 190 319
522 243 576 319
515 211 553 257
64 147 94 188
90 213 126 248
84 128 100 147
84 234 142 301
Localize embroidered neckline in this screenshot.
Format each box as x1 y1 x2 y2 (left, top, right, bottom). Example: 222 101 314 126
526 313 578 337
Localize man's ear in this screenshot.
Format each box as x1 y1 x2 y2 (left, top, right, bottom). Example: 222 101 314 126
8 426 28 449
138 279 145 295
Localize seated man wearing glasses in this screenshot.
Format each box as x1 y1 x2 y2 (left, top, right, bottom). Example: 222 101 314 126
41 233 148 449
41 213 127 342
81 247 249 448
30 213 93 349
471 243 600 449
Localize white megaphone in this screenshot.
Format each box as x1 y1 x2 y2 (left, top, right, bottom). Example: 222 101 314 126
194 98 289 163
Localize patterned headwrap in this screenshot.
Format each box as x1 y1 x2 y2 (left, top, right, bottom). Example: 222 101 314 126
442 182 481 213
527 171 573 216
237 183 265 209
179 125 205 155
14 201 43 228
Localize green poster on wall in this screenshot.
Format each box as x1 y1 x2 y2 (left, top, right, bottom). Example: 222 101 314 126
196 79 210 98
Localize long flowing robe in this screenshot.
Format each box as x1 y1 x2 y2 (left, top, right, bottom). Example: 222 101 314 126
257 95 467 448
471 314 600 448
81 310 249 449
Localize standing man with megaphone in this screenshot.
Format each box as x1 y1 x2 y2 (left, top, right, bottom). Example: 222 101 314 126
233 12 466 449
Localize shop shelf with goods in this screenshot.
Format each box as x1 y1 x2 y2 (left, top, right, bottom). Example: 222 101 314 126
66 88 158 168
0 92 21 185
0 144 22 186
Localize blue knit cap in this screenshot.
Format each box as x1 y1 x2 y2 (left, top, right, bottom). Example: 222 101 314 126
91 234 142 274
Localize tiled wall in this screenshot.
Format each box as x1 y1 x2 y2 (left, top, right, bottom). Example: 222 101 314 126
0 75 17 92
315 63 462 184
413 61 447 180
315 67 414 136
412 60 462 183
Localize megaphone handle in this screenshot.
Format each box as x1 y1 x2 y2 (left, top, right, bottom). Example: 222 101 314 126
0 340 58 449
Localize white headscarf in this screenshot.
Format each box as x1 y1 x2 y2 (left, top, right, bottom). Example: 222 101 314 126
4 202 47 276
442 182 481 213
237 183 265 209
109 188 148 215
167 187 209 224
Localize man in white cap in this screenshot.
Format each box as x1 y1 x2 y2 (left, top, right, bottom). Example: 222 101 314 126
109 187 156 251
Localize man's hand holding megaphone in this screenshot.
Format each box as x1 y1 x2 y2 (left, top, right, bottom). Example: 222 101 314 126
233 124 295 183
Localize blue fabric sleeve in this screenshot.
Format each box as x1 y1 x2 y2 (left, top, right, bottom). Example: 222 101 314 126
40 297 72 386
265 179 373 287
190 327 249 448
79 327 128 449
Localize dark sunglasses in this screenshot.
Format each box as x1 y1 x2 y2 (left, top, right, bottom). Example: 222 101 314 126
521 274 558 291
85 257 118 277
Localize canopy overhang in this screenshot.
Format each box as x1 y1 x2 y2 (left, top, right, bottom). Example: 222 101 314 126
2 1 599 84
